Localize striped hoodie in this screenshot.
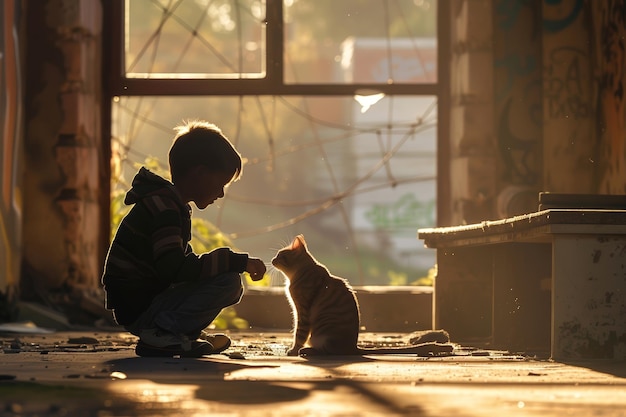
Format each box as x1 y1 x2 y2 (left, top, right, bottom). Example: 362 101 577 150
101 167 248 326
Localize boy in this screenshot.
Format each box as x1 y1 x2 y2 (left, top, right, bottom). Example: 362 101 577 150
102 120 266 357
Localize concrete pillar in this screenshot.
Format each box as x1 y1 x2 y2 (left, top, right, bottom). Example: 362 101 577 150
448 0 497 225
492 0 543 218
0 0 23 305
592 0 626 193
542 0 595 193
22 0 104 314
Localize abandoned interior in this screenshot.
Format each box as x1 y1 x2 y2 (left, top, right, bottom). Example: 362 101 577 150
0 0 625 362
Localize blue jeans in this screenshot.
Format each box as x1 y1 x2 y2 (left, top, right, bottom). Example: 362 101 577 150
125 272 244 338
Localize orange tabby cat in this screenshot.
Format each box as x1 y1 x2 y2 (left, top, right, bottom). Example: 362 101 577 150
271 235 454 357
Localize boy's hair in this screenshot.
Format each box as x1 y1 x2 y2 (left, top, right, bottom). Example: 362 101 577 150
168 120 243 183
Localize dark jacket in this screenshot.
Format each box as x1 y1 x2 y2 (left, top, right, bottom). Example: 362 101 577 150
101 167 248 325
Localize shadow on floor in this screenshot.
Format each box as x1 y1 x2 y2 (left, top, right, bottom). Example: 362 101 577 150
564 360 626 379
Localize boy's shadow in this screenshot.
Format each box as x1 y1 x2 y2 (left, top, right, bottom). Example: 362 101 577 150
104 356 311 405
105 355 275 382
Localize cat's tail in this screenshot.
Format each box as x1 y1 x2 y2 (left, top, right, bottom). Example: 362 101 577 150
408 329 450 344
357 342 454 356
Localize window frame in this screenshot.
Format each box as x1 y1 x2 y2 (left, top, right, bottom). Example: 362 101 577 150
108 0 441 96
104 0 451 226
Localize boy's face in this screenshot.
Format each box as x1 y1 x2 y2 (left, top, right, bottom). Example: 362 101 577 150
190 167 234 209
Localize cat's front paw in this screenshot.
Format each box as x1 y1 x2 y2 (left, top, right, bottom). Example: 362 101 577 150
297 347 320 357
286 347 300 356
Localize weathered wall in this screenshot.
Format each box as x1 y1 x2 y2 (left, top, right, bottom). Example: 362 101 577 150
21 0 104 314
0 0 24 307
493 0 543 217
593 0 626 192
542 0 595 193
446 0 626 226
448 0 498 224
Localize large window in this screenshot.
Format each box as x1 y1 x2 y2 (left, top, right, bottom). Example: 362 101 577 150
110 0 441 286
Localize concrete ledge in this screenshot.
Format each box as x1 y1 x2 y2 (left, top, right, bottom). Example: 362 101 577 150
236 286 433 332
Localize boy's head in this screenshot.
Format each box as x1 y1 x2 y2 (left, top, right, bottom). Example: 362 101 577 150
169 120 242 184
169 120 243 208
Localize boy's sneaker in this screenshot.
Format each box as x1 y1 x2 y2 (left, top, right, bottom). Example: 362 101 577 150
135 339 216 358
197 332 232 354
139 328 184 348
135 328 229 358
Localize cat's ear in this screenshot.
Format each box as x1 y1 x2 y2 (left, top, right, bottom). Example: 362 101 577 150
292 234 306 250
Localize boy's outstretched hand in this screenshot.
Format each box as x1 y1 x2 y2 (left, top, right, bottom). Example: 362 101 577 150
246 257 266 281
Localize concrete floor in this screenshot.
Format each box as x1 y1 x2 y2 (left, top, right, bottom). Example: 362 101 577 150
1 329 626 416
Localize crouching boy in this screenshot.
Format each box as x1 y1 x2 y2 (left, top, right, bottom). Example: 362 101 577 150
102 120 266 357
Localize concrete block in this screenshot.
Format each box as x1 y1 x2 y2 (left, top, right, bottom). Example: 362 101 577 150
235 286 434 333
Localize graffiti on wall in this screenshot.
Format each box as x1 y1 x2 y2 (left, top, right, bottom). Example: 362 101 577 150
544 46 592 120
494 0 542 187
0 0 22 294
542 0 584 33
542 0 595 192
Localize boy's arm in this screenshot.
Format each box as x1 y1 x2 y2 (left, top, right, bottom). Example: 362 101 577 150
197 247 248 278
196 247 265 281
151 209 249 283
155 242 249 284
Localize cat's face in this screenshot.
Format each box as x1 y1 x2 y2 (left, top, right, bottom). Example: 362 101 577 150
271 235 307 278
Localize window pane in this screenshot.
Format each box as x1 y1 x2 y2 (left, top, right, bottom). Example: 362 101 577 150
284 0 437 84
112 95 437 286
125 0 266 78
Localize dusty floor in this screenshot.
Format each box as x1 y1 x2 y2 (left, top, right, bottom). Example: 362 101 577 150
1 329 626 416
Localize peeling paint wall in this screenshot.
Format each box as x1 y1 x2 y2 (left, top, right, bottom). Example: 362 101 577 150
593 0 626 193
21 0 103 312
553 236 626 359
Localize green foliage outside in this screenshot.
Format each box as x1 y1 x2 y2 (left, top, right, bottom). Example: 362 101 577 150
320 245 435 287
382 264 435 286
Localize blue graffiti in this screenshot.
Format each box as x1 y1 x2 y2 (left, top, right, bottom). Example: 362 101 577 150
496 0 526 30
543 0 584 33
495 54 538 100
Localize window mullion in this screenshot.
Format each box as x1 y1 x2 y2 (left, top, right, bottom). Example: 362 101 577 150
111 79 438 96
265 0 284 89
